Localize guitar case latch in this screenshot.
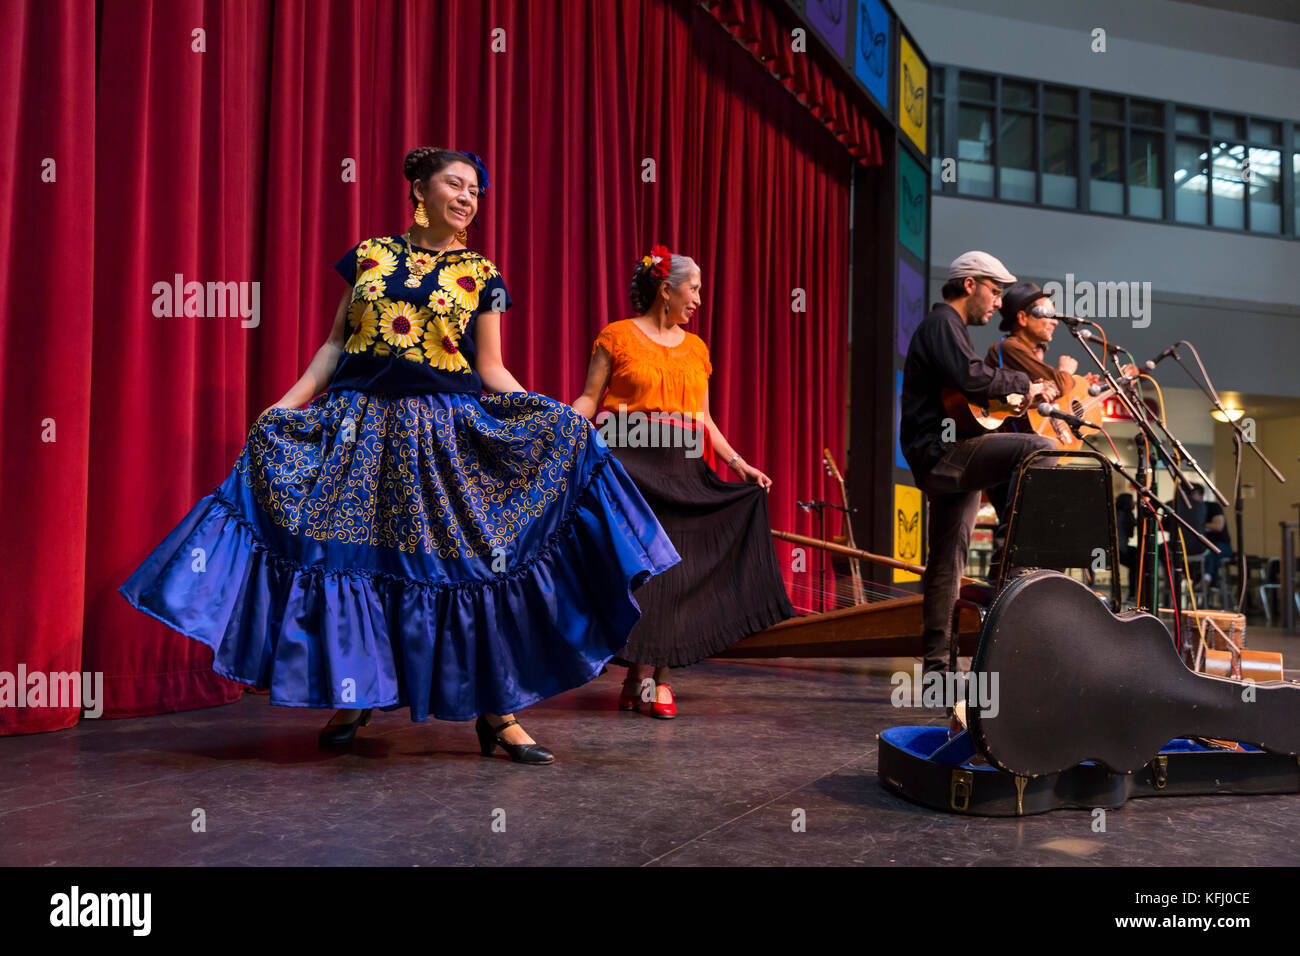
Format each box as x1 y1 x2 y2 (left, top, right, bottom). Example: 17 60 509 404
1152 755 1169 790
950 769 973 811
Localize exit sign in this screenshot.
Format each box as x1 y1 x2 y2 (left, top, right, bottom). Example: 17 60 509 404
1100 395 1162 422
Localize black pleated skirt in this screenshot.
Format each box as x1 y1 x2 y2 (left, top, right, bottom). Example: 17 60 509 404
608 441 796 668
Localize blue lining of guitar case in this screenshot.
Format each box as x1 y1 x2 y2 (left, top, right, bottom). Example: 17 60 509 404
884 726 1264 766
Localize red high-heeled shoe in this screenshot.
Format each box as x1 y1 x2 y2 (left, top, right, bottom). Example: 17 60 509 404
651 683 677 719
618 680 641 711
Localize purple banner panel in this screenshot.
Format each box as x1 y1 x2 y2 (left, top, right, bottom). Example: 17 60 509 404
807 0 848 58
897 257 925 358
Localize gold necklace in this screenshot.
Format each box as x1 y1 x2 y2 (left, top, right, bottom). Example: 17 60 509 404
403 229 459 288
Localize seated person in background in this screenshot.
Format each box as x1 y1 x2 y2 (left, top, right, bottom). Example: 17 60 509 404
1203 491 1233 585
1116 492 1138 601
1164 484 1216 595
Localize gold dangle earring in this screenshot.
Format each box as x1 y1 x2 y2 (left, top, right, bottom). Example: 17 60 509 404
455 227 469 244
413 201 429 228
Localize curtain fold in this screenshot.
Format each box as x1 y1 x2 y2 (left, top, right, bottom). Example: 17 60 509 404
0 0 98 735
2 0 870 734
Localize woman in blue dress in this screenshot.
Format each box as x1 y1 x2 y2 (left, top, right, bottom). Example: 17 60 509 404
119 146 680 765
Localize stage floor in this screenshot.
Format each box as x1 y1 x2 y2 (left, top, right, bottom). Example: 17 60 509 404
5 636 1300 867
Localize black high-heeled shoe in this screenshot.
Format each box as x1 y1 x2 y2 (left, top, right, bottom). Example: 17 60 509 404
474 716 555 765
318 708 372 748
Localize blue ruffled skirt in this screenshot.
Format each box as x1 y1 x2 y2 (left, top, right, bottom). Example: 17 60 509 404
119 388 680 721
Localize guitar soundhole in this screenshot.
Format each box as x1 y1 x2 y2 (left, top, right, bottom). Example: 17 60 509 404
1071 399 1085 417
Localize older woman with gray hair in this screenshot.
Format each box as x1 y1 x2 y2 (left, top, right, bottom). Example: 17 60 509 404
572 245 794 718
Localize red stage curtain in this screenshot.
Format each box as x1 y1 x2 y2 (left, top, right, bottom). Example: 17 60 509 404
2 0 860 733
705 0 883 165
0 0 98 735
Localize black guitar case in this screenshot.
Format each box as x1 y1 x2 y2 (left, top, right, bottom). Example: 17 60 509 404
878 569 1300 815
878 727 1300 817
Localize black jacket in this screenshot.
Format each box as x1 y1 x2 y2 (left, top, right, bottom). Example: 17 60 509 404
900 302 1031 485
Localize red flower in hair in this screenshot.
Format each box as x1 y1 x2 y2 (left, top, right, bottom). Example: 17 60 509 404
647 243 672 278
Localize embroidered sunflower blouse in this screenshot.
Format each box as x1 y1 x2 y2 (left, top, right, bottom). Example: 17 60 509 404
594 319 713 416
329 235 512 395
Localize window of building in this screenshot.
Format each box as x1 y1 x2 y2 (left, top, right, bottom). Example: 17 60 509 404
999 80 1035 202
1089 122 1124 214
1246 119 1283 234
1174 138 1208 224
955 70 995 197
927 66 1298 239
1042 87 1077 208
1129 130 1163 218
1211 142 1246 229
1294 153 1300 235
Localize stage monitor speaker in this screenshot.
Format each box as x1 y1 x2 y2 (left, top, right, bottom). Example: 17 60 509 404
996 450 1120 607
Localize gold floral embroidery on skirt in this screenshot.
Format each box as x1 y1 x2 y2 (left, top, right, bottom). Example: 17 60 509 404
235 391 583 559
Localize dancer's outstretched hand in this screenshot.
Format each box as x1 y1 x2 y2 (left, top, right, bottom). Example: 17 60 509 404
735 460 772 491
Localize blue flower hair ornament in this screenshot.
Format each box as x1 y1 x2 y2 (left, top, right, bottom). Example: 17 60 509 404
459 150 491 195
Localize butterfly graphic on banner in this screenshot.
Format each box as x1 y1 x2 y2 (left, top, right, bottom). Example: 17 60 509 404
900 176 925 236
816 0 846 25
897 507 920 560
859 2 886 78
897 286 923 355
901 288 922 318
903 62 926 128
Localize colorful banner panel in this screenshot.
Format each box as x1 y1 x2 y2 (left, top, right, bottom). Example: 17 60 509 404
893 483 922 582
898 33 927 154
898 150 927 260
895 370 908 470
854 0 890 111
897 256 924 357
807 0 848 58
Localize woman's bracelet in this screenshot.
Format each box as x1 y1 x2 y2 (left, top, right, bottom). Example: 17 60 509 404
727 453 742 467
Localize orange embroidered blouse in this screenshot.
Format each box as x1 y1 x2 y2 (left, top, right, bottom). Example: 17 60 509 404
593 319 713 416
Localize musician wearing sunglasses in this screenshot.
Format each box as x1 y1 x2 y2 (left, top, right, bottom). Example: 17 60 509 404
900 252 1057 677
987 282 1078 403
990 280 1140 412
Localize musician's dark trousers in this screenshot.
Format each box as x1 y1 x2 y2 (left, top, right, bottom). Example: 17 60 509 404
920 432 1055 674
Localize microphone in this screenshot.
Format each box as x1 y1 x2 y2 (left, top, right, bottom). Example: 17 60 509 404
1090 367 1141 396
1077 329 1126 354
1144 343 1180 371
1030 304 1084 328
1037 402 1097 432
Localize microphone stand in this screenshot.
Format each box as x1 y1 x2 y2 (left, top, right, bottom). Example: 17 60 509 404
1168 347 1286 614
1077 434 1206 587
1066 323 1217 638
1066 323 1216 551
798 500 851 612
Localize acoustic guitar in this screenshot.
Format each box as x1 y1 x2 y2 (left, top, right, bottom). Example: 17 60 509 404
1024 376 1112 451
822 449 865 606
939 387 1027 439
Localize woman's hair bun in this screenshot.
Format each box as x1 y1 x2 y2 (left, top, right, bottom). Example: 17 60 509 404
630 258 664 314
404 146 440 182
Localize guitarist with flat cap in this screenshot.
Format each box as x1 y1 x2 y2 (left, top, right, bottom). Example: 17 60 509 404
900 251 1056 676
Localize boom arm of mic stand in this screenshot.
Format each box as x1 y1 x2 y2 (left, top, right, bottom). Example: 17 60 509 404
1078 434 1217 554
1069 327 1226 519
1170 352 1286 486
1129 388 1229 508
